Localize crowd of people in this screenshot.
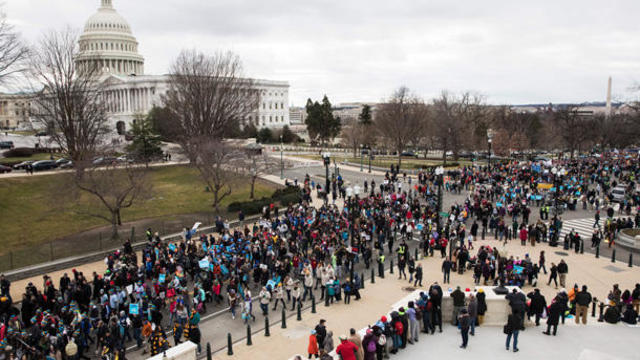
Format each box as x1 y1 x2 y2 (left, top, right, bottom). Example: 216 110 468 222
1 151 640 360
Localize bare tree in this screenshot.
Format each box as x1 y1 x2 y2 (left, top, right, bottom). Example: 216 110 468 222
238 151 274 199
29 29 109 161
375 87 429 166
341 123 368 157
0 8 29 86
552 106 594 159
432 91 487 160
193 140 243 210
69 162 152 239
163 50 259 162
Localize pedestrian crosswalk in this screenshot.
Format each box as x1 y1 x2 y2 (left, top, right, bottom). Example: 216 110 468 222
554 217 621 242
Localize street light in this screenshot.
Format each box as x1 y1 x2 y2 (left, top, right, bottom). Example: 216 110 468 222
368 149 372 173
280 135 284 179
487 128 494 172
322 152 331 204
360 144 364 172
435 166 444 236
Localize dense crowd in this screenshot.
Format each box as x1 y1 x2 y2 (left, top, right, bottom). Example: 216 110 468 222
1 152 640 360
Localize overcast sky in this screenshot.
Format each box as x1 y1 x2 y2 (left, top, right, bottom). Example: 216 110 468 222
6 0 640 106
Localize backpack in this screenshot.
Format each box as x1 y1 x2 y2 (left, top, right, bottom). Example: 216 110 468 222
394 321 403 335
377 334 386 346
367 339 377 353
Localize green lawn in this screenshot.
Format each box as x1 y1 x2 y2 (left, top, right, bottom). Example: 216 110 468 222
0 165 276 254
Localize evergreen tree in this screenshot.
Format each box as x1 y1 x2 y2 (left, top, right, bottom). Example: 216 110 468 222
126 116 163 166
257 127 273 143
305 95 341 145
358 104 372 125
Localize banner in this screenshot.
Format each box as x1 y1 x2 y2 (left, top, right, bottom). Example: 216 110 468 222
537 183 553 190
129 303 139 315
199 259 210 269
158 273 166 283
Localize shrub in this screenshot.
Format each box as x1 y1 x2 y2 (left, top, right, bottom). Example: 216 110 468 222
228 186 302 214
2 147 36 158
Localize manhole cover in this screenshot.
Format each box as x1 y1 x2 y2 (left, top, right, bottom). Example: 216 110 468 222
555 251 569 256
603 265 624 273
402 287 416 292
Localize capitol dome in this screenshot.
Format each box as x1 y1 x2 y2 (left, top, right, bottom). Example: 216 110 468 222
76 0 144 76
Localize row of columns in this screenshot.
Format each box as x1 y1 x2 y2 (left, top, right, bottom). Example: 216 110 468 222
104 87 154 114
99 59 143 75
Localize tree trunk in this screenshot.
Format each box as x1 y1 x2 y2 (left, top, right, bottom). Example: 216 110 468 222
397 152 402 168
111 213 119 239
442 147 447 166
250 178 256 199
213 188 220 211
116 209 122 225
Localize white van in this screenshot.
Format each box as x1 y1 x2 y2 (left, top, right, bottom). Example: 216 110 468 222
610 187 626 203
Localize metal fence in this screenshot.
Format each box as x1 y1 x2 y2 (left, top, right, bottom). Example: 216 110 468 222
0 213 228 272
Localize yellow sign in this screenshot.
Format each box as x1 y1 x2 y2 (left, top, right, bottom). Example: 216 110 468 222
537 183 553 190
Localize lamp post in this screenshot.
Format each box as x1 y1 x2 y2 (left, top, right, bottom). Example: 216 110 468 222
322 152 331 204
279 135 284 179
435 166 444 236
368 150 372 173
360 144 364 172
487 128 494 172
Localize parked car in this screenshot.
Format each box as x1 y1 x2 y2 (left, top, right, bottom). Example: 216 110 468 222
0 141 14 149
117 155 135 163
0 164 11 173
55 158 71 167
92 156 117 166
13 160 34 170
459 151 474 159
59 161 74 169
610 186 627 203
400 151 417 157
32 160 58 171
35 132 48 137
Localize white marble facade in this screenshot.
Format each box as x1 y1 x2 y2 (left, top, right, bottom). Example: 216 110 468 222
78 0 290 132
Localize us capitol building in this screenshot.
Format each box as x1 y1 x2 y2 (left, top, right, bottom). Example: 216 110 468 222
1 0 290 133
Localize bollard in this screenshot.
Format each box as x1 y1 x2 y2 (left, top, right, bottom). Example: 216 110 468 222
361 273 365 289
371 268 375 284
390 260 394 274
281 308 287 328
629 253 633 268
265 317 270 337
596 245 599 258
325 288 330 307
611 248 616 263
592 298 597 318
206 343 212 360
227 333 233 355
297 301 302 321
247 324 252 346
598 303 605 322
311 296 317 313
580 240 584 254
481 227 485 240
414 248 419 261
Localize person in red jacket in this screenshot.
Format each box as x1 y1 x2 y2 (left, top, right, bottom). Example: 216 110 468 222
336 335 358 360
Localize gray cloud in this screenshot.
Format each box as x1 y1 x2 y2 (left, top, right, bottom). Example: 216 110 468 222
6 0 640 105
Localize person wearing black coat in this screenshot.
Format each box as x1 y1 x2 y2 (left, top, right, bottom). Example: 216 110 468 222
505 289 527 328
527 289 547 326
505 312 523 352
476 289 487 325
543 300 562 336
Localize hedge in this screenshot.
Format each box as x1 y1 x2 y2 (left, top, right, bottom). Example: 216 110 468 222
227 186 302 215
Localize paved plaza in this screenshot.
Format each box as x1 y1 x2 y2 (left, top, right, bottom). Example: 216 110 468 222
199 236 640 360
